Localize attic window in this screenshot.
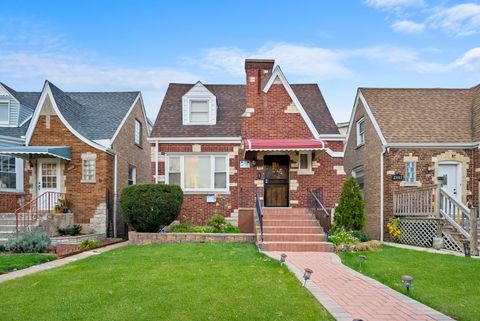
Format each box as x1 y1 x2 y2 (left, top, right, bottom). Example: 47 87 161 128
190 100 210 123
0 101 9 123
181 82 217 125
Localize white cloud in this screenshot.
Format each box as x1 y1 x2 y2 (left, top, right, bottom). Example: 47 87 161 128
199 43 352 80
364 0 425 9
392 20 426 34
0 52 199 118
427 3 480 36
452 47 480 71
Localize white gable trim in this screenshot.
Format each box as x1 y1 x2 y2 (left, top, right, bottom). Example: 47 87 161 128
182 81 217 125
324 149 344 158
110 93 150 146
344 90 387 152
25 82 109 153
262 66 320 139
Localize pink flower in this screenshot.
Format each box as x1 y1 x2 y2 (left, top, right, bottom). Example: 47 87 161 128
214 193 219 198
216 203 220 207
227 205 232 210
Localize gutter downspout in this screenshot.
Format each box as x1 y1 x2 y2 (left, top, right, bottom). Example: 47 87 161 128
113 152 118 238
155 140 159 184
380 146 386 242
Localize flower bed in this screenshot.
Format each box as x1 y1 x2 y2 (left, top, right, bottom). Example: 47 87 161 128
129 231 255 245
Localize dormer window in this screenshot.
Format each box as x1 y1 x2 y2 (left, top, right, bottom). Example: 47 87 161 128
182 82 217 125
0 101 9 124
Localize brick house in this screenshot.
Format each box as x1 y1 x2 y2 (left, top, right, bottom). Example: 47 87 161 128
150 59 345 250
0 81 150 238
344 85 480 247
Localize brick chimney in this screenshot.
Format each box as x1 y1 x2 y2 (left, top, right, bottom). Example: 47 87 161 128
245 59 275 108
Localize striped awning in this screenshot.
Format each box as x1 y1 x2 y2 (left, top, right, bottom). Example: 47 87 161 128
244 139 327 151
0 146 71 160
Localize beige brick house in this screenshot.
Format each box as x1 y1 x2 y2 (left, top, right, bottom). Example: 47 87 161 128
344 85 480 249
0 81 150 239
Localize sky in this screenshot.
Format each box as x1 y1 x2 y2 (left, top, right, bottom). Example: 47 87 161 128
0 0 479 123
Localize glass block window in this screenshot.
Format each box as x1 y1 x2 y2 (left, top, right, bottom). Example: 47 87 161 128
405 162 416 183
82 159 95 183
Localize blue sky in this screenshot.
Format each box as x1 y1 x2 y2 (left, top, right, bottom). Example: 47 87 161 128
1 0 479 123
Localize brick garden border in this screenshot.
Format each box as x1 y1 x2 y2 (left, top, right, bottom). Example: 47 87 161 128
129 231 255 245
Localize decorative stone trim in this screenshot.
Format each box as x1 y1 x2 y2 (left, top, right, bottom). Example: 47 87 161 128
290 200 299 205
242 107 255 117
192 144 201 152
290 179 299 191
432 150 470 203
254 180 264 187
403 153 418 162
129 232 255 245
284 102 299 113
386 170 395 175
333 165 346 175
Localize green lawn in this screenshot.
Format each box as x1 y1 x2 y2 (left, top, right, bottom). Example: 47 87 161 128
0 243 332 321
340 245 480 321
0 253 56 274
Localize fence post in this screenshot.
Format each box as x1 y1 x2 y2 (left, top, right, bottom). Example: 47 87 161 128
435 184 442 237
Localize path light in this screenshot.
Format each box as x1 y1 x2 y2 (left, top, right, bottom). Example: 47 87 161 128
462 241 471 258
280 253 287 265
303 268 313 287
402 275 413 292
358 255 366 268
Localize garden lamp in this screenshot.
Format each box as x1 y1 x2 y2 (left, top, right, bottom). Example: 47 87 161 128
280 253 287 265
358 255 366 268
401 275 413 292
303 268 313 287
462 241 471 258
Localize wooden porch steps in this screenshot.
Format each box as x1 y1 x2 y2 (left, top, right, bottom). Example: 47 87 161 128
258 208 333 252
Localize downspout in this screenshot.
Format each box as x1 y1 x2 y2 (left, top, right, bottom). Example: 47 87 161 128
113 152 118 238
155 140 159 184
380 146 386 242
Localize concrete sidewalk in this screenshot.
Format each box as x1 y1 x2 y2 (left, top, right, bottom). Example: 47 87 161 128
0 241 128 284
266 251 454 321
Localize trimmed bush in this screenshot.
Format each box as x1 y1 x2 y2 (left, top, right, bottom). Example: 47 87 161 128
79 239 100 251
351 230 372 242
334 177 365 231
5 232 51 253
120 184 183 232
57 224 82 236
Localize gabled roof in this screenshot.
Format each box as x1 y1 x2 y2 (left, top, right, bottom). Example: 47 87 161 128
47 82 140 141
0 82 40 109
359 87 476 144
151 82 339 138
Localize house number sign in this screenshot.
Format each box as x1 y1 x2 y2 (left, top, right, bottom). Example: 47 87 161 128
391 174 404 181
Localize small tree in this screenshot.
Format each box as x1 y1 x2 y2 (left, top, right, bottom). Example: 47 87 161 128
334 177 365 231
120 184 183 232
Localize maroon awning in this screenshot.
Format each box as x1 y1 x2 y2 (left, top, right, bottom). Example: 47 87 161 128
244 139 327 151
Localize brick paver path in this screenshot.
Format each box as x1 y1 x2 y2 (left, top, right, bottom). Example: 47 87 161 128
266 251 454 321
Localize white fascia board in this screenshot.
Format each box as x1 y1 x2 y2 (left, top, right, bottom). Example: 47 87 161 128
19 114 33 127
148 137 242 144
343 90 388 152
25 82 109 152
386 142 479 149
262 66 321 139
318 134 346 141
110 93 144 145
93 139 111 148
0 135 25 144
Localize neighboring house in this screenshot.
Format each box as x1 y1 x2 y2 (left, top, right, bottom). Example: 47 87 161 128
0 81 151 237
150 59 345 228
336 121 349 138
344 85 480 244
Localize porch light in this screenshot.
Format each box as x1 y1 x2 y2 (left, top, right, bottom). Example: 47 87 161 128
280 253 287 265
303 268 313 287
358 255 366 268
462 241 471 258
401 275 413 292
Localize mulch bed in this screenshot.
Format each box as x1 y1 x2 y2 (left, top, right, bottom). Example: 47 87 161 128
49 238 124 258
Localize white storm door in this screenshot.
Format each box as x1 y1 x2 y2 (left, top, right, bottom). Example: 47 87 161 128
438 163 461 200
37 159 61 211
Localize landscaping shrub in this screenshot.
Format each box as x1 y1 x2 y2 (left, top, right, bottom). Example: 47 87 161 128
5 232 51 253
119 184 183 232
350 240 382 251
0 244 5 252
206 214 240 233
57 224 82 236
328 229 358 245
79 239 100 251
334 177 365 231
351 230 372 242
170 222 195 233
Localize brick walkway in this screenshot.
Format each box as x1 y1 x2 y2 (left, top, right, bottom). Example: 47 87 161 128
266 251 454 321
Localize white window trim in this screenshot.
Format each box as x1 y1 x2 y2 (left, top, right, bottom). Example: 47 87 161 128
356 117 365 146
298 151 314 175
183 97 216 125
81 153 96 183
128 165 137 185
401 161 421 187
0 100 10 125
0 156 23 192
165 153 229 193
134 119 142 146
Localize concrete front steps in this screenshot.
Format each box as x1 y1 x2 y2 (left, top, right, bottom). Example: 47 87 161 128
258 208 334 252
0 213 17 242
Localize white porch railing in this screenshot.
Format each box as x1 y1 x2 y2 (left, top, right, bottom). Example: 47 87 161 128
438 189 471 241
393 185 436 216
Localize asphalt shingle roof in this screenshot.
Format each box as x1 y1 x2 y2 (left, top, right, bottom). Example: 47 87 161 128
151 83 339 137
360 87 479 143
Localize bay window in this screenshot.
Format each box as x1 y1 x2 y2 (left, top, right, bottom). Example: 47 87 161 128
166 154 229 192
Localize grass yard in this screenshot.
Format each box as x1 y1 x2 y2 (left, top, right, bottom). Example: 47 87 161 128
0 253 56 274
340 245 480 321
0 243 332 321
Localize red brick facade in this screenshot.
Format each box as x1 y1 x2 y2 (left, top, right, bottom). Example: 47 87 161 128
152 60 345 225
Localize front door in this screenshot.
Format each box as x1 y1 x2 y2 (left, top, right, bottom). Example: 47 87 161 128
438 162 461 201
37 159 61 210
264 155 289 207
